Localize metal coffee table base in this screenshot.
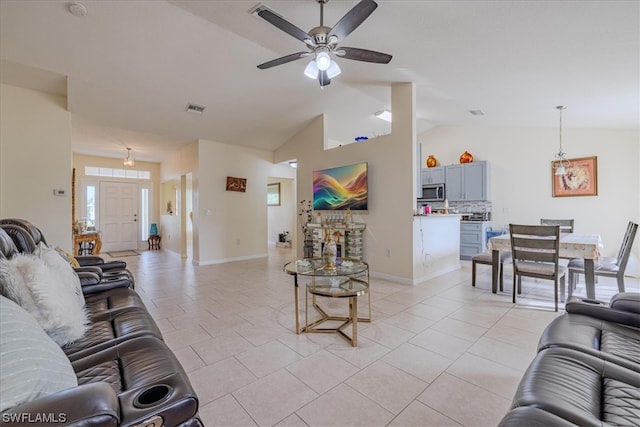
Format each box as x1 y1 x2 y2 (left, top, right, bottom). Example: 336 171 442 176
306 296 363 346
304 281 370 347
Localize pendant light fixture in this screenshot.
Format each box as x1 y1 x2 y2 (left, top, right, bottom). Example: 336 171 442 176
554 105 570 176
123 147 135 168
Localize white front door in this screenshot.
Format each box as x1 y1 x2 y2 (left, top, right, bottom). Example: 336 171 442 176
99 181 138 252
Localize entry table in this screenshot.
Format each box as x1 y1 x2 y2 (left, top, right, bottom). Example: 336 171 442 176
283 258 371 346
73 231 102 256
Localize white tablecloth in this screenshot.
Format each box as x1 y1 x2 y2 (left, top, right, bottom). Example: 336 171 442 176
487 233 602 260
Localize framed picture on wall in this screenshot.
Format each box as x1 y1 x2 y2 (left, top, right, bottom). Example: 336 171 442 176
226 176 247 192
267 183 280 206
552 156 598 197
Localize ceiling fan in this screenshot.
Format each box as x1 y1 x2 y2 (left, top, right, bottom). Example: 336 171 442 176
256 0 392 87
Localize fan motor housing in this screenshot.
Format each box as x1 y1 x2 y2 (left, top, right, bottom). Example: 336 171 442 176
309 26 331 44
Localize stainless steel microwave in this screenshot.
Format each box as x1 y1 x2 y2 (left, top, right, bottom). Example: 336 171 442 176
419 184 445 202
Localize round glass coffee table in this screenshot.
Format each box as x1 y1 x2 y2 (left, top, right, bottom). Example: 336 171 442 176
283 258 371 346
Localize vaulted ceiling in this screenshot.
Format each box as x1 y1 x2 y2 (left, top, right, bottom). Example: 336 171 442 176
1 0 637 163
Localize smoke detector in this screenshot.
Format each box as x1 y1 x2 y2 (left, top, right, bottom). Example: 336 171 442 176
185 103 206 114
68 2 87 17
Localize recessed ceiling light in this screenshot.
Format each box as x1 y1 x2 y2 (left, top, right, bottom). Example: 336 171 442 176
186 103 206 114
468 110 485 116
374 110 392 122
68 2 87 17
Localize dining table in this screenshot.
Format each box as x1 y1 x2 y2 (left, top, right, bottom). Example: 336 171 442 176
487 233 603 299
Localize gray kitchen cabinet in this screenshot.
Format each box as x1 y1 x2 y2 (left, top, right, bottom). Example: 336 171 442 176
445 161 490 201
421 166 445 185
460 221 490 260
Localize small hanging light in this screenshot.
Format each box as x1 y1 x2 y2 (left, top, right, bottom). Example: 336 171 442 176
124 147 135 168
554 106 570 176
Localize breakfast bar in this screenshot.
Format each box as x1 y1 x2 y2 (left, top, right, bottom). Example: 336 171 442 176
413 214 462 283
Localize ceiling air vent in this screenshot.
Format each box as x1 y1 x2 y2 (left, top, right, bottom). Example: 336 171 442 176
185 103 206 114
249 3 284 19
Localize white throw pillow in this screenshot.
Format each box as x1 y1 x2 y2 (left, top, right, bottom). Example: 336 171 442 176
0 253 89 346
36 242 86 310
0 295 78 412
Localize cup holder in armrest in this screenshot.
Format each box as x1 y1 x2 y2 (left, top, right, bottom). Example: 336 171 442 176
133 384 173 409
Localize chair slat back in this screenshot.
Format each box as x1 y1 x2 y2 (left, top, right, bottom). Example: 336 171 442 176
540 218 574 233
616 222 638 270
510 224 561 266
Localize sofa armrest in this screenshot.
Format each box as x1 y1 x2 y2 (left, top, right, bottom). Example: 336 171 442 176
75 266 103 277
76 257 127 272
98 261 128 272
81 276 132 295
76 256 105 266
566 296 640 327
0 382 119 427
76 271 102 288
609 292 640 314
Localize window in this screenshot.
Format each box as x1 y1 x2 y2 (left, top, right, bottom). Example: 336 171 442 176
141 188 149 240
85 166 150 180
86 185 96 228
267 183 280 206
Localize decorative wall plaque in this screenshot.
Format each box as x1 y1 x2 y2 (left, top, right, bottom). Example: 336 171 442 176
226 176 247 192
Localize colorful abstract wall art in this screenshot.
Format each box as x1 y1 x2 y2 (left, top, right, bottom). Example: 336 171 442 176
313 162 368 210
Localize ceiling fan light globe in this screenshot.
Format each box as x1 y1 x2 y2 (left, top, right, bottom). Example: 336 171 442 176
315 51 331 71
326 61 341 79
555 165 566 176
304 61 319 79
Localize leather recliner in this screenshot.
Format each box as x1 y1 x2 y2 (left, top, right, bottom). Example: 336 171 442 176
0 226 202 426
499 293 640 426
0 218 135 286
0 223 133 294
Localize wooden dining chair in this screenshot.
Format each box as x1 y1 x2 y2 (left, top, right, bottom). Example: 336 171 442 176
540 218 574 233
471 251 510 292
509 224 566 311
567 221 638 298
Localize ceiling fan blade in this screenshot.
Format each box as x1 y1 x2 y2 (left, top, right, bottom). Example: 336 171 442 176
257 9 312 44
257 52 309 70
318 70 331 87
335 47 392 64
328 0 378 41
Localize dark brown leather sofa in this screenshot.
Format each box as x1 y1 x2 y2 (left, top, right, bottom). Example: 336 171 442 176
0 225 202 426
499 293 640 426
0 218 136 291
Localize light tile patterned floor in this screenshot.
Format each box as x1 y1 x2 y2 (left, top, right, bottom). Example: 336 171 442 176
114 248 640 427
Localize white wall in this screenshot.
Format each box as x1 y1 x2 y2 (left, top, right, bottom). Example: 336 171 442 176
0 84 72 249
160 143 197 257
275 83 419 283
267 178 295 246
419 125 640 273
195 139 295 264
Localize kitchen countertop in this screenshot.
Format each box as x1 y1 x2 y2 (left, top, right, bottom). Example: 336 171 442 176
413 213 462 218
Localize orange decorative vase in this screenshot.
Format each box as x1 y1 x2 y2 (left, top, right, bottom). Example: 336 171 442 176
426 155 437 168
459 151 473 164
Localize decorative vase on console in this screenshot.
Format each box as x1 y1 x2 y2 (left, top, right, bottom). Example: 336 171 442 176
322 236 337 272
